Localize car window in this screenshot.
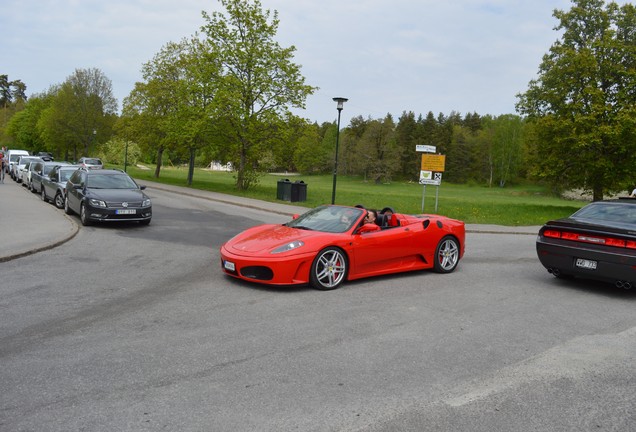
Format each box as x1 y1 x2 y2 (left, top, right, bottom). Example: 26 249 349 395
59 170 75 182
87 173 137 189
68 170 82 185
286 205 364 233
573 203 636 224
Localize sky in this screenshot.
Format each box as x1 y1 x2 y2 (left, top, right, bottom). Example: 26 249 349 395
1 0 621 126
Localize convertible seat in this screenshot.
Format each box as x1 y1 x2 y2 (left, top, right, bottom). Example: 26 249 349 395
376 213 388 227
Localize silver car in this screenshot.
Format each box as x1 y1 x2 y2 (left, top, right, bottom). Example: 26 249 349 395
41 165 79 208
16 156 42 185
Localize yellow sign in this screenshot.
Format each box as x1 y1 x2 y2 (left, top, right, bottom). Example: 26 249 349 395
421 154 446 172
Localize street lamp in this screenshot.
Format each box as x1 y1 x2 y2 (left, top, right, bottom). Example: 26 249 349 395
124 139 129 172
331 97 347 205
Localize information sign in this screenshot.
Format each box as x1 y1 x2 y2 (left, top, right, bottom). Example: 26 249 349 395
419 170 441 185
421 154 446 172
416 145 436 153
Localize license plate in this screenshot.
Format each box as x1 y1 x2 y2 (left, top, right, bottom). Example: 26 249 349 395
116 209 136 215
575 258 597 270
224 260 236 271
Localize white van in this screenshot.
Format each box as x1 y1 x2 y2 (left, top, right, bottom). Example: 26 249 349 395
5 149 30 174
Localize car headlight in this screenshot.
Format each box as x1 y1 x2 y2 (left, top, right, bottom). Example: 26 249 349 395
271 240 305 254
89 198 107 208
143 198 151 207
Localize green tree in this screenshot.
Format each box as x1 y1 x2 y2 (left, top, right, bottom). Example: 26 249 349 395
395 111 418 179
201 0 316 190
38 68 117 161
355 114 399 183
6 94 49 152
489 114 525 187
122 38 214 179
517 0 636 200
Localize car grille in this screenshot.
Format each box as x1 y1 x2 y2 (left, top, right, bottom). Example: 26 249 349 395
107 201 144 208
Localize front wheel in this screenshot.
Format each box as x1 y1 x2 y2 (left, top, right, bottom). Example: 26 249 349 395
433 236 460 273
80 203 92 226
309 247 348 290
64 196 73 215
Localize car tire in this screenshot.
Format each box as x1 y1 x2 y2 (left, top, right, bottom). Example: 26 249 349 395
55 193 65 209
64 196 73 215
309 247 348 290
433 236 460 273
80 203 92 226
41 187 48 202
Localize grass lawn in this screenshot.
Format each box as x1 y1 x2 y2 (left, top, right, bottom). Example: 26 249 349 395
119 164 586 226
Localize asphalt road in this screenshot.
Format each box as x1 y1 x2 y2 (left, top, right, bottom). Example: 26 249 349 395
1 185 636 431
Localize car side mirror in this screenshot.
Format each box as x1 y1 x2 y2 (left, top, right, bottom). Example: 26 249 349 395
139 185 146 190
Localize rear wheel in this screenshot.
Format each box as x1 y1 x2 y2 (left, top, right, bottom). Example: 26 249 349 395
309 247 347 290
55 193 65 209
433 236 460 273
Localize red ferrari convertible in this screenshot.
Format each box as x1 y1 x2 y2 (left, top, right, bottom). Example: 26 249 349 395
220 205 466 290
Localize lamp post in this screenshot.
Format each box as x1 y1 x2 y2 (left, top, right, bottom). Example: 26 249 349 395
124 139 129 172
331 97 347 205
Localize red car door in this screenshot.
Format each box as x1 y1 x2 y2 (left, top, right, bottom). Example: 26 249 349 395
349 224 419 279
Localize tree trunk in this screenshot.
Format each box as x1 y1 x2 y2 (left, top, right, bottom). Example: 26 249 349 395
187 147 195 186
593 184 603 202
237 146 247 190
154 146 164 178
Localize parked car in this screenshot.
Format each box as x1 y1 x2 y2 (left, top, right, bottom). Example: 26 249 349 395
77 157 103 169
17 157 42 185
7 150 30 178
65 168 152 226
220 205 465 290
41 164 79 208
537 198 636 289
35 151 54 161
31 161 72 194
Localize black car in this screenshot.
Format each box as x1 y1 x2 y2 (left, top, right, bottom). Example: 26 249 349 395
64 168 152 226
536 198 636 289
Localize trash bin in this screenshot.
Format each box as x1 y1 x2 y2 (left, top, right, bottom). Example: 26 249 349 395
277 179 292 201
291 180 307 202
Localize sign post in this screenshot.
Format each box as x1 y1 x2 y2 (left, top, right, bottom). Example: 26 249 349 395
416 145 445 212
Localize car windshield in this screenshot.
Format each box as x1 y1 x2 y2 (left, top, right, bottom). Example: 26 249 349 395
285 205 364 233
86 173 138 189
572 202 636 224
84 159 102 165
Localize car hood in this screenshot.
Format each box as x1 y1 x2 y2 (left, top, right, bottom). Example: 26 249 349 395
228 224 316 253
88 188 147 202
